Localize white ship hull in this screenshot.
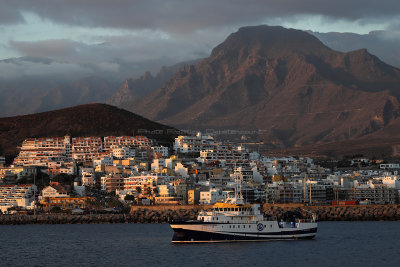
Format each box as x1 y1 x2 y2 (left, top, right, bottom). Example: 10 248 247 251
171 220 317 243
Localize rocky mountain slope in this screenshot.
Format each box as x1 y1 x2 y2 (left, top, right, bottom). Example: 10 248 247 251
310 30 400 69
107 60 200 107
128 25 400 153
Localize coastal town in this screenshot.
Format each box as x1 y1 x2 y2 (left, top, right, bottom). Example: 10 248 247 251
1 132 400 215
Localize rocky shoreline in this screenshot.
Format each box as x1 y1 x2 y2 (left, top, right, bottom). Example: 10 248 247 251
1 205 400 225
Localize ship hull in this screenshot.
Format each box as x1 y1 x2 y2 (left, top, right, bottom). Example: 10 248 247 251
170 222 317 243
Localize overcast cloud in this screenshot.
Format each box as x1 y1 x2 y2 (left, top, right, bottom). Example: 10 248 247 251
0 0 399 80
2 0 400 32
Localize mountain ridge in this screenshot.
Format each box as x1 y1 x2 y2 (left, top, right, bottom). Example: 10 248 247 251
127 25 400 154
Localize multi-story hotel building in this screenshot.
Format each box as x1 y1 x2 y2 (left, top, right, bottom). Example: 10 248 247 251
13 136 71 166
103 136 153 151
71 137 103 162
14 135 157 165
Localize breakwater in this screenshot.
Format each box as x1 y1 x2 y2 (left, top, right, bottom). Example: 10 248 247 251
263 204 400 221
1 205 400 225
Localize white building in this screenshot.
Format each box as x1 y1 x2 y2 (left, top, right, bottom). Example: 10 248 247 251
158 184 175 197
71 136 103 162
13 136 71 166
41 183 69 198
199 188 221 204
380 163 400 169
111 146 136 159
380 176 400 189
174 162 189 178
151 158 166 172
0 184 37 213
174 132 216 153
93 156 113 168
103 136 153 150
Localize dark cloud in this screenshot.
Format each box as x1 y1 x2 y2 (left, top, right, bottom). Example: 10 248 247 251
0 57 92 79
0 3 25 24
1 0 399 32
4 35 205 81
1 0 399 82
8 33 210 77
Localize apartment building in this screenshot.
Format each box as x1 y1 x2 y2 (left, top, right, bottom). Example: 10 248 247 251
174 132 216 153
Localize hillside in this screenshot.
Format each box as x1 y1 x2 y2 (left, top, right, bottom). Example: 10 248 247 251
107 59 201 108
0 103 177 158
128 25 400 155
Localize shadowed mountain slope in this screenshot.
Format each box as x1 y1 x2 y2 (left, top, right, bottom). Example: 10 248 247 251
129 25 400 153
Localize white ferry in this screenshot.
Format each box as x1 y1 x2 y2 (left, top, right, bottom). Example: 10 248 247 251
170 195 317 243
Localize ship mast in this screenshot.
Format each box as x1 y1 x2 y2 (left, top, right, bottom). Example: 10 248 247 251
233 167 244 204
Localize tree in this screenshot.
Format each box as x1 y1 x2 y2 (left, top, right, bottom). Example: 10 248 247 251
49 206 63 213
52 173 75 185
124 195 136 201
145 186 152 196
136 187 142 194
153 187 159 196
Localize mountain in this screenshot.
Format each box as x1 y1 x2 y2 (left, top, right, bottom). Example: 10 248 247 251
0 75 118 117
0 103 177 158
128 25 400 155
107 59 201 107
310 30 400 69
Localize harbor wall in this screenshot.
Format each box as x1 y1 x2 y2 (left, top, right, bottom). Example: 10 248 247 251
262 204 400 221
0 204 400 225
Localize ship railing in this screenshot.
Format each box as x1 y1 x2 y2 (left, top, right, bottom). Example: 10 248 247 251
295 217 317 223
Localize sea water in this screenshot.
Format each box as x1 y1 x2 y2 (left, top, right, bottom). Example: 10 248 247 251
0 222 399 266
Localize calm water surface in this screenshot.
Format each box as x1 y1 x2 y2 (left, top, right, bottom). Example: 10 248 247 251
0 222 400 266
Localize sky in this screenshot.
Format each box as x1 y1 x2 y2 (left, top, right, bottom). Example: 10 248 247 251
0 0 399 80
